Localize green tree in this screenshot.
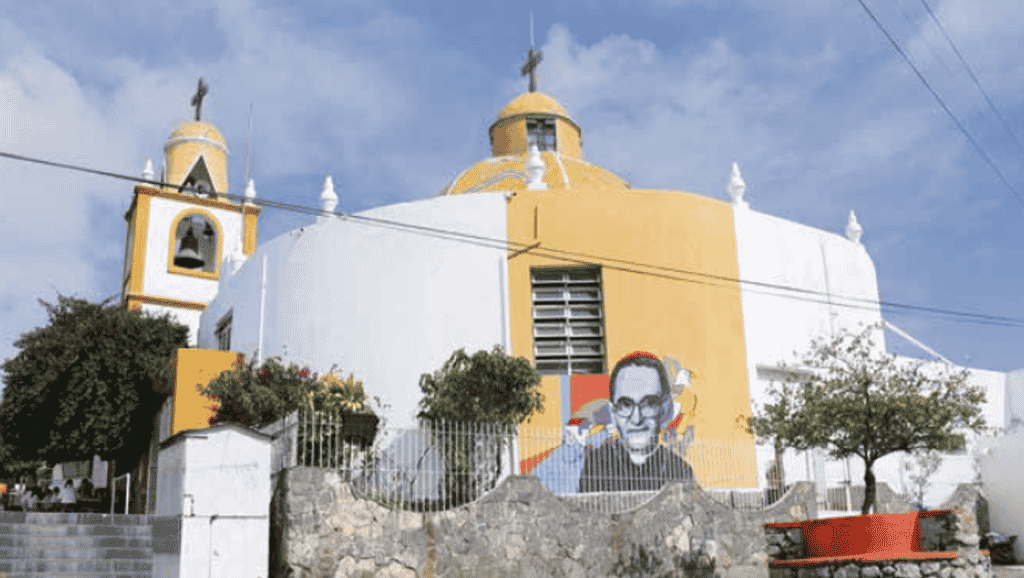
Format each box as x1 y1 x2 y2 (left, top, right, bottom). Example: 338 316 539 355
747 325 987 515
199 356 373 429
417 346 543 425
417 346 543 506
200 357 378 471
0 296 188 472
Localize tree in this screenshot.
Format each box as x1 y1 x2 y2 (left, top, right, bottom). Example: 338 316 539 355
903 449 942 510
417 346 543 506
0 296 189 471
417 346 543 425
200 357 378 471
747 325 987 515
199 356 373 429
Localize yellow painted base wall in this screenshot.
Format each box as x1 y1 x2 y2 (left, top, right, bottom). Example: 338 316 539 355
510 188 758 488
171 348 242 434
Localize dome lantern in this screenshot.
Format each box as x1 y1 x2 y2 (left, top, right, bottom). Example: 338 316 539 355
488 92 582 159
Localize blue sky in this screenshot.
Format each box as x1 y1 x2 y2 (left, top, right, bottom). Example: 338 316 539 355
1 0 1022 378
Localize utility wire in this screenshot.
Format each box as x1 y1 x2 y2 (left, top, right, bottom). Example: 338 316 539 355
856 0 1024 209
2 148 1023 327
917 0 1024 159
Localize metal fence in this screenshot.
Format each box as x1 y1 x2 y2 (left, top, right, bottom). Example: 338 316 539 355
259 410 788 513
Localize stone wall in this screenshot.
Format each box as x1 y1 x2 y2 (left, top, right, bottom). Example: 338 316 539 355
773 555 990 578
270 468 818 578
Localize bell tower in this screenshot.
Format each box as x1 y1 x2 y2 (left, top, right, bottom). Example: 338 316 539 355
121 79 261 345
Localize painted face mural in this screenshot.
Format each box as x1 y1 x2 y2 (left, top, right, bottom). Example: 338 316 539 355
526 351 697 494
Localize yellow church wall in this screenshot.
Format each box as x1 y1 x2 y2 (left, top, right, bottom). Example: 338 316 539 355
170 348 242 434
244 209 259 255
509 188 758 488
125 191 152 299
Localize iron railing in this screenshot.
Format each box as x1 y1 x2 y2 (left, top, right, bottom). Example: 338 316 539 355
260 410 792 513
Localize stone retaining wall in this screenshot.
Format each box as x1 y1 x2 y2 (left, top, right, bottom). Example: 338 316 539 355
772 555 991 578
270 469 818 578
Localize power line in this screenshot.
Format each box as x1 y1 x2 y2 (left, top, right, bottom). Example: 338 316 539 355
856 0 1024 209
2 148 1023 327
917 0 1024 159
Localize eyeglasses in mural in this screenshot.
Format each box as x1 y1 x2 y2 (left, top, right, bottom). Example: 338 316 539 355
527 351 698 493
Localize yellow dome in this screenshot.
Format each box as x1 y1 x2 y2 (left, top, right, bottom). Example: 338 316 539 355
166 121 228 153
494 92 576 127
439 152 630 196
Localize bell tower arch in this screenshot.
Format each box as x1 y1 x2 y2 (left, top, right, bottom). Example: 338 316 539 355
121 80 261 345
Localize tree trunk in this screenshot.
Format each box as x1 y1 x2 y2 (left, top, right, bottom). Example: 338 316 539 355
862 463 876 515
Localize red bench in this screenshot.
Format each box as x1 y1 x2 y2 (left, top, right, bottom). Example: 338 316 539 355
766 511 964 567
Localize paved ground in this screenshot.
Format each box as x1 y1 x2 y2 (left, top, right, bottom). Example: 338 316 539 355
992 566 1024 578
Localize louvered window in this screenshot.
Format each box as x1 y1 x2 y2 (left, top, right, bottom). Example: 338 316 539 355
532 267 606 374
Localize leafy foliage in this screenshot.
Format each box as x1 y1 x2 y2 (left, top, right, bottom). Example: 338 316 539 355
0 296 189 466
903 450 943 509
747 324 987 514
417 346 543 425
417 346 543 506
200 356 373 429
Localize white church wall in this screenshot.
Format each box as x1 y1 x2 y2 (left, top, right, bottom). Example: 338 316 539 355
981 429 1024 563
142 303 203 346
201 193 510 427
1005 368 1024 431
734 206 883 489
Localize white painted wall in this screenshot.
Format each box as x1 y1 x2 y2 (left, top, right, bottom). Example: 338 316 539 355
143 196 245 304
734 205 883 492
980 429 1024 562
154 425 271 578
200 193 510 427
142 303 203 346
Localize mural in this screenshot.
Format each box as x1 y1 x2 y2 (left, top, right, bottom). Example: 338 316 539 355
527 351 698 493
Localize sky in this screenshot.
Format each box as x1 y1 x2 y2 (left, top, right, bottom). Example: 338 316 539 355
1 0 1023 384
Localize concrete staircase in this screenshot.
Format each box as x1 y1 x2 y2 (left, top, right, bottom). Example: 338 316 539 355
0 511 153 578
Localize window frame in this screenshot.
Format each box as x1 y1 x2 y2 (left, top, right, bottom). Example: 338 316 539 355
531 266 606 375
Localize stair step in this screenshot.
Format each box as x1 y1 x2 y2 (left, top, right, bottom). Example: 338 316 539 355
0 574 151 578
0 546 152 558
0 558 153 572
0 535 151 548
0 524 151 537
0 512 150 526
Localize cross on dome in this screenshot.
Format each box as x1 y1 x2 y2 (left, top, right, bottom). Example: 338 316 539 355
521 48 542 93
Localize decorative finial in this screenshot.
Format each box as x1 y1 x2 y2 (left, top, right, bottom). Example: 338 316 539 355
728 162 748 208
142 158 155 181
526 144 548 190
521 15 543 93
846 210 863 244
244 179 257 204
190 78 209 121
319 175 338 223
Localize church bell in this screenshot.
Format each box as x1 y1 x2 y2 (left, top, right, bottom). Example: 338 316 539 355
174 227 205 269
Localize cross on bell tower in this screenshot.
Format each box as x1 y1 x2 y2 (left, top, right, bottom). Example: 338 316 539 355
191 78 209 121
521 13 542 92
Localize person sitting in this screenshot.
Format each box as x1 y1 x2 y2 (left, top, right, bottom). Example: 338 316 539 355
58 480 77 512
79 478 94 501
20 487 37 511
41 486 59 511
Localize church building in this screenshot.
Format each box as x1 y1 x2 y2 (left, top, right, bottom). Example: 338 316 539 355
121 62 1013 510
